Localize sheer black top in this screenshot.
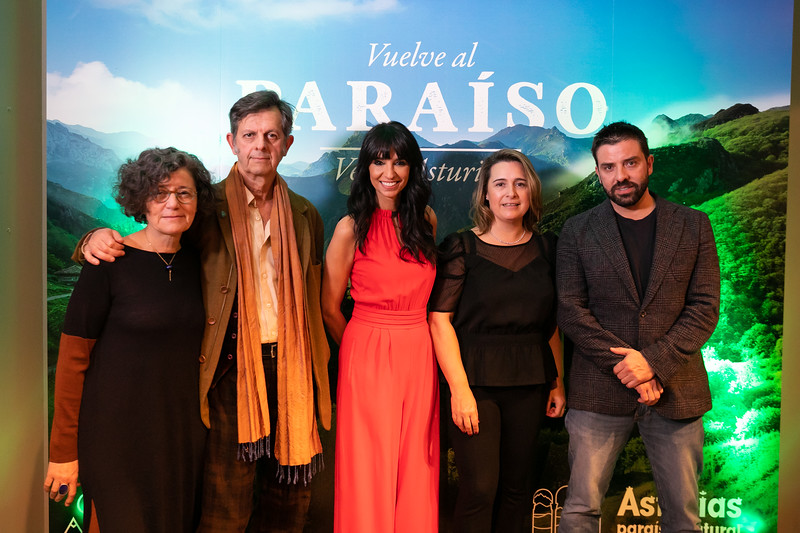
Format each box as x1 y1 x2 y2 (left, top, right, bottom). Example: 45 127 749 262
429 230 558 387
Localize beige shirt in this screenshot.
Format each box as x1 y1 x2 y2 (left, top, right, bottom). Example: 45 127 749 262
245 188 279 343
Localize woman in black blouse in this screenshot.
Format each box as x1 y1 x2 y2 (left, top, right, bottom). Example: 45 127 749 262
428 148 565 532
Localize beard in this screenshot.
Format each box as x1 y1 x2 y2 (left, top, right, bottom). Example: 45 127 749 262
603 177 648 208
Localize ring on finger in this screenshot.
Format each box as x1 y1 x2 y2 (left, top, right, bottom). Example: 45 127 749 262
58 484 69 495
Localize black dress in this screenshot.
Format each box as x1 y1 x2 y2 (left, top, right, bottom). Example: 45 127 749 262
52 246 207 532
429 230 559 533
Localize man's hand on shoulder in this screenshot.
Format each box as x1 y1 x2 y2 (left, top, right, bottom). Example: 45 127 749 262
82 228 125 265
611 347 655 388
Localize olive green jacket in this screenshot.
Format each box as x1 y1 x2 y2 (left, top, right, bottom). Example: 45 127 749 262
195 177 331 430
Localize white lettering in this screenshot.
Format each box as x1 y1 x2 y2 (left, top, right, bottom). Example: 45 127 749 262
367 43 391 67
409 42 422 66
234 79 610 138
726 498 742 518
556 82 607 134
293 81 335 131
506 82 545 128
368 42 448 68
427 164 480 183
418 50 436 67
707 497 726 518
451 42 478 68
617 525 660 533
335 157 358 182
469 71 494 133
467 42 478 66
408 82 457 132
347 81 392 131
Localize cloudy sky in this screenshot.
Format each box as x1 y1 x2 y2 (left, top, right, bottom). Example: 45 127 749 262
47 0 793 174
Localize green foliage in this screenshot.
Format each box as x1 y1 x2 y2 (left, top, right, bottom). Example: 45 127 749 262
700 432 780 532
691 167 785 531
696 109 790 164
47 253 67 276
649 138 771 205
47 219 80 267
700 169 786 355
540 174 606 234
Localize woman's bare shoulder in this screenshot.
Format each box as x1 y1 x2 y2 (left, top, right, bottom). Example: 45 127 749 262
333 215 355 235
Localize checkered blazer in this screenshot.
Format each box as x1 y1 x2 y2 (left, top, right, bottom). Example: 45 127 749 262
556 195 720 419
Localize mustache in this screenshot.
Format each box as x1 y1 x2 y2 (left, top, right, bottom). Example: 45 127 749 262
612 181 639 192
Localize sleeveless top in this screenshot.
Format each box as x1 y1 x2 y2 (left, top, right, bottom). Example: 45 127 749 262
350 208 436 313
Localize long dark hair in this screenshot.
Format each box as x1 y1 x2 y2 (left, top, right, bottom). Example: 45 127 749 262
347 121 436 264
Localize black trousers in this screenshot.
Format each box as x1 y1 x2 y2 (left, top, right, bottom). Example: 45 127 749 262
197 355 312 533
449 384 548 533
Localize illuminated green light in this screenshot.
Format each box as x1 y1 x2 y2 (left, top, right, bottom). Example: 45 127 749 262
735 512 762 532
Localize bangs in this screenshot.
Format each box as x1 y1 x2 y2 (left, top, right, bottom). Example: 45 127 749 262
365 128 415 161
373 142 395 160
357 121 423 170
370 138 410 161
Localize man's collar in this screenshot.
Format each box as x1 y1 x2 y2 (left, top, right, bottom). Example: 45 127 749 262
244 186 256 206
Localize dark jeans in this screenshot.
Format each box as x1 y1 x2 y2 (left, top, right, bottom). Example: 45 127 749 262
449 384 548 533
197 356 311 533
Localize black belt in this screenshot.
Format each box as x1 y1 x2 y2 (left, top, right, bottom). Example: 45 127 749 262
262 342 278 358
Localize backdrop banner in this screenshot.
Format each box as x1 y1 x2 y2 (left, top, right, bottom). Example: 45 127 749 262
46 1 792 531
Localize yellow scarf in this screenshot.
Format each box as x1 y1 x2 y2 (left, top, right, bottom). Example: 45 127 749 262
225 164 322 483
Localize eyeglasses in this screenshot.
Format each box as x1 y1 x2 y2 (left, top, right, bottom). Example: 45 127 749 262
151 190 197 204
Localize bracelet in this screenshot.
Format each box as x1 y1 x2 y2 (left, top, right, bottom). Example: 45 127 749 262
80 231 95 257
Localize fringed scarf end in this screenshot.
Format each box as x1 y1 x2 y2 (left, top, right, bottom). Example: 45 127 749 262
275 452 325 486
237 435 271 462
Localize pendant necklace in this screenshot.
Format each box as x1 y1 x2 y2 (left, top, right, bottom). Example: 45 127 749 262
145 227 177 281
489 228 527 245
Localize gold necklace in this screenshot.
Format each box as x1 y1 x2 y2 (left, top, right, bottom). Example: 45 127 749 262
489 227 527 245
144 227 177 282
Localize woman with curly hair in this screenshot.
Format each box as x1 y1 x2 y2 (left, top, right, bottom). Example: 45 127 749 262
44 147 215 533
322 122 439 532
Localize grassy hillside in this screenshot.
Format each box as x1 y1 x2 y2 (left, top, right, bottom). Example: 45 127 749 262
693 108 790 164
695 169 786 532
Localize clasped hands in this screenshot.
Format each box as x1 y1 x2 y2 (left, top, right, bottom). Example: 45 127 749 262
611 347 663 406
